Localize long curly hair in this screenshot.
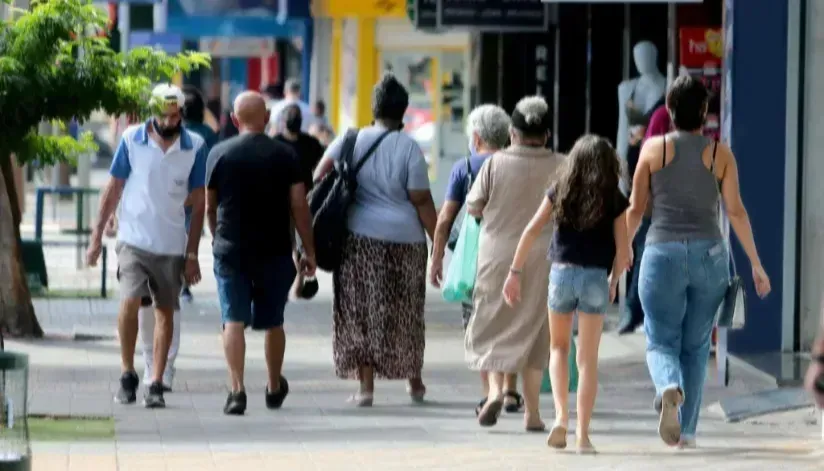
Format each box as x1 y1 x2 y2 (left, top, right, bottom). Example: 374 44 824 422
551 135 622 231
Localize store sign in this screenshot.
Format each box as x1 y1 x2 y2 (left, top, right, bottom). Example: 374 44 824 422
679 27 723 68
199 37 276 57
129 32 183 54
437 0 550 31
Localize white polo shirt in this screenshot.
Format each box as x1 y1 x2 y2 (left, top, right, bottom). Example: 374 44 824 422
110 121 207 256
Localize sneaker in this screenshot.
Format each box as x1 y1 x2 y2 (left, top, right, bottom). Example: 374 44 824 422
265 376 290 409
180 286 193 303
223 391 247 416
143 382 166 409
114 371 139 404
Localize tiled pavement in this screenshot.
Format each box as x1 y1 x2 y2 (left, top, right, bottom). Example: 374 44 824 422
5 276 823 470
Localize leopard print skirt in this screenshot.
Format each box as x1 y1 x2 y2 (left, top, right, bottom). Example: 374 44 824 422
332 232 427 380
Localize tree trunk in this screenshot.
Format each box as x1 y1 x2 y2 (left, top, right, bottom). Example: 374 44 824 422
0 151 44 338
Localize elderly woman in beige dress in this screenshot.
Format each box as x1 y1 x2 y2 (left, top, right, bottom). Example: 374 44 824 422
465 96 564 430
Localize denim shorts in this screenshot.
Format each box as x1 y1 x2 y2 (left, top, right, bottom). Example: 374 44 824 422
548 264 610 314
214 254 297 330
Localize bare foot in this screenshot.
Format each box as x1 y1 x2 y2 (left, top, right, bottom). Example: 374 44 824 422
546 425 567 449
524 413 545 432
576 435 596 455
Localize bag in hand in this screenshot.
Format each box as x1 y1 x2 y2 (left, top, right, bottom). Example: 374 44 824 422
307 128 391 272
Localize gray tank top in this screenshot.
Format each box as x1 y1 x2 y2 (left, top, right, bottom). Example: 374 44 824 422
645 131 723 245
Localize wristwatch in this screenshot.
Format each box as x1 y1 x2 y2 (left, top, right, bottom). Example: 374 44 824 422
185 252 198 261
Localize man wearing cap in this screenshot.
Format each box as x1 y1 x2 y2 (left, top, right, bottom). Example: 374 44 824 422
87 84 208 409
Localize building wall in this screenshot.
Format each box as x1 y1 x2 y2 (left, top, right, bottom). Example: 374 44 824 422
800 0 824 350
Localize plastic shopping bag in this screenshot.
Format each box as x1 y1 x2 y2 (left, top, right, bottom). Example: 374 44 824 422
442 215 481 303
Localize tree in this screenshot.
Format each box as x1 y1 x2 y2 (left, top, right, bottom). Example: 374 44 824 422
0 0 209 338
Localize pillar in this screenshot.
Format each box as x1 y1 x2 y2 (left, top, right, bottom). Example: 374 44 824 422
329 18 342 132
355 17 376 128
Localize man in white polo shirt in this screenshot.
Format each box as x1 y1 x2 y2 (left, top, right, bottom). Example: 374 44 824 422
87 84 207 409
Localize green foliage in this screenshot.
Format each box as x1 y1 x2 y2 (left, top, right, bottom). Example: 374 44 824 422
0 0 210 166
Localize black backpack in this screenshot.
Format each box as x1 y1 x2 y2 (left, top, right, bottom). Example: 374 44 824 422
308 128 391 271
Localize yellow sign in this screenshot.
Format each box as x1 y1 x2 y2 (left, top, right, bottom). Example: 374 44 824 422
318 0 406 18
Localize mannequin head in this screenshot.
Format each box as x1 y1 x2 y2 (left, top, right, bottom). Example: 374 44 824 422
633 41 659 76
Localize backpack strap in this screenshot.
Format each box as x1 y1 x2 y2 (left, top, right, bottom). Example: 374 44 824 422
339 128 359 168
352 130 393 176
464 155 473 186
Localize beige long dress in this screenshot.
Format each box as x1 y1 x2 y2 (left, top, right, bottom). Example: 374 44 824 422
465 144 563 373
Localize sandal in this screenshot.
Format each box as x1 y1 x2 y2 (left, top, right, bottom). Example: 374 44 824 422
503 390 524 413
477 398 503 427
406 384 426 404
546 425 568 449
474 397 487 417
347 392 374 407
525 417 546 433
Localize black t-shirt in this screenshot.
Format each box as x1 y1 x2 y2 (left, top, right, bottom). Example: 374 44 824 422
547 185 629 271
273 132 324 191
206 133 300 261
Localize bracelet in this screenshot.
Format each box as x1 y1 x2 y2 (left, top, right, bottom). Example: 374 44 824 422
509 267 522 275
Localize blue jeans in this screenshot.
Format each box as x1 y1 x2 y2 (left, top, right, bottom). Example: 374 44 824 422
625 217 651 321
214 255 296 330
548 265 610 314
639 239 728 439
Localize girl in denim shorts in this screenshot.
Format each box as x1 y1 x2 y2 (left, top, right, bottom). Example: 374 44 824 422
503 135 631 454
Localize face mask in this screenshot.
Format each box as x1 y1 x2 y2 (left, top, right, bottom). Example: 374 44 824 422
153 119 181 140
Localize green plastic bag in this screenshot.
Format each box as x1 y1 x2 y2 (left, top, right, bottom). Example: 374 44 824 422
442 215 481 303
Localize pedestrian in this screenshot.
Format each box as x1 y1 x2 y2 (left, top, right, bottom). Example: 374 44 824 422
619 104 671 335
464 96 564 431
268 78 312 135
429 104 524 416
627 75 771 448
310 99 330 129
504 134 630 453
312 73 436 406
205 91 317 416
87 83 208 408
273 103 324 192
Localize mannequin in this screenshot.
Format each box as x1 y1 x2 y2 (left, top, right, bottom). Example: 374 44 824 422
616 41 666 189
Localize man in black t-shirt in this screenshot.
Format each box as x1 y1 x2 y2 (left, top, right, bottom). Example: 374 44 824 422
273 103 324 191
205 91 316 416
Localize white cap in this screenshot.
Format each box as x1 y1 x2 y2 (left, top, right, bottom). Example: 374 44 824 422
151 83 185 109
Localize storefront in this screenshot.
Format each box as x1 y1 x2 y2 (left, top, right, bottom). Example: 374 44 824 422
313 0 472 206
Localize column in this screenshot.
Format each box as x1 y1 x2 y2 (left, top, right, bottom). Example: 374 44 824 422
329 18 342 132
355 17 376 128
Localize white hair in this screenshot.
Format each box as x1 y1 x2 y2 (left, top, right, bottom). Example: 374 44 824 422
514 96 549 126
465 104 511 150
151 83 185 109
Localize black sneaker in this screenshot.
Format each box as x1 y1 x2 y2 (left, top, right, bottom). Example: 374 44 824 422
114 371 139 404
265 376 289 409
224 391 247 416
143 381 166 409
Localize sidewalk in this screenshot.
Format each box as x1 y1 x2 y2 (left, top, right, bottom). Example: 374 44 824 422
5 283 822 470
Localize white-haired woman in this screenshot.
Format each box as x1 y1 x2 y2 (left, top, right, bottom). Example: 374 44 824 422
465 96 564 431
429 104 523 416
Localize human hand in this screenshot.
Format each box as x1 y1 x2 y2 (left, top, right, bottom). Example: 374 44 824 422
502 273 521 307
185 258 201 285
104 216 117 238
300 253 317 277
608 274 619 303
804 357 824 409
752 264 771 299
86 238 102 267
429 257 443 288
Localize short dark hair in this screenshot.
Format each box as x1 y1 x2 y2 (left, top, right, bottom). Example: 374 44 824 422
666 75 709 132
182 85 205 124
285 78 301 95
262 83 283 100
314 100 326 115
372 73 408 122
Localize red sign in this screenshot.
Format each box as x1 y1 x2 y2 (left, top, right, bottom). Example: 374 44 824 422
679 27 723 69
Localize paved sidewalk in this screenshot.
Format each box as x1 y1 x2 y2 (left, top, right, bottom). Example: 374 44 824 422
5 279 823 470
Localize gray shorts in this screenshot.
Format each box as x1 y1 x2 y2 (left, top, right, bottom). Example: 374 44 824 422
116 242 184 311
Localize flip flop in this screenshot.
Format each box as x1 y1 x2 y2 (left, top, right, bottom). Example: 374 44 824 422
503 390 524 413
658 387 683 446
477 398 503 427
406 385 426 404
347 392 374 407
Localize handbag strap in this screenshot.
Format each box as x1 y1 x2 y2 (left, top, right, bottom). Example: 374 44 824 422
351 130 393 177
710 140 738 277
464 155 474 189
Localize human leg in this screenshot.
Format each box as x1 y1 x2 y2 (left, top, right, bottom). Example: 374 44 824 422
679 240 729 441
214 256 253 415
574 267 609 452
620 217 651 334
639 242 689 445
521 368 544 431
114 244 152 405
137 297 155 386
545 265 577 448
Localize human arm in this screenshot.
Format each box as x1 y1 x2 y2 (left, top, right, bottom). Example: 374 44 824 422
182 144 209 284
502 195 553 306
609 209 631 301
206 189 218 237
204 146 223 238
430 200 460 287
406 144 437 241
87 137 129 266
627 136 658 242
717 143 771 298
312 131 346 183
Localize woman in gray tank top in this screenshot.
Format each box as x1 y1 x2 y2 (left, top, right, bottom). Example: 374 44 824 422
626 76 772 449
